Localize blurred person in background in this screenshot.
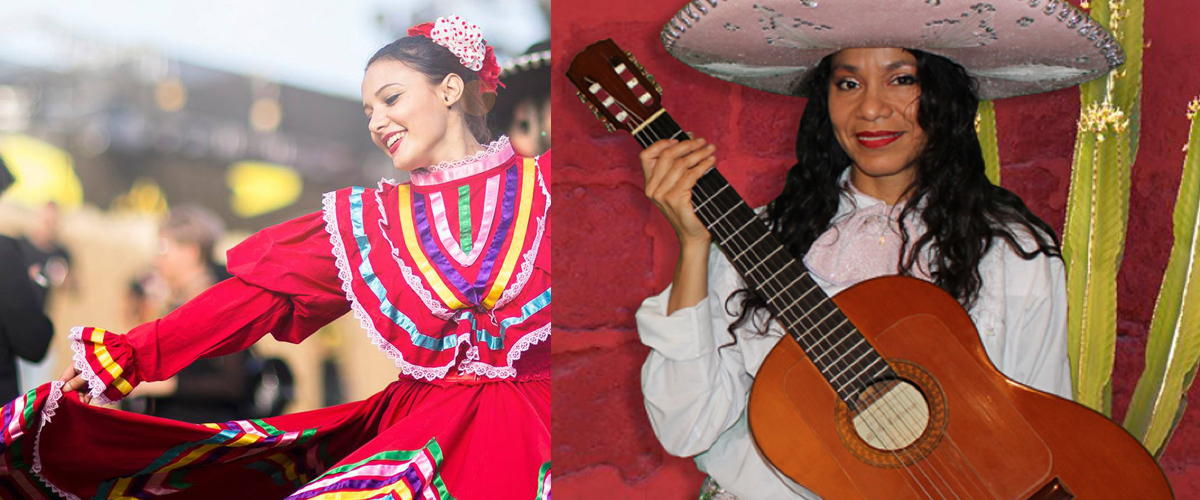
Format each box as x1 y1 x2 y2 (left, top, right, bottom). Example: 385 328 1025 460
0 159 54 402
120 206 256 424
0 14 549 500
490 41 550 156
16 202 74 307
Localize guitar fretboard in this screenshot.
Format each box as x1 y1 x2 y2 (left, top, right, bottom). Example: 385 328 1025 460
636 112 895 407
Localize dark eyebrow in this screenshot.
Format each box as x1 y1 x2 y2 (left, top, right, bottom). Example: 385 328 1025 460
375 83 402 97
831 60 916 73
364 82 405 111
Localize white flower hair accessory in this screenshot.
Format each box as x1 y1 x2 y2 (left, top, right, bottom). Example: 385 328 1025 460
430 15 485 72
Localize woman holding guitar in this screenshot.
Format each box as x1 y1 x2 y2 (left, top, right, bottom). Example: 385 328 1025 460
633 0 1162 498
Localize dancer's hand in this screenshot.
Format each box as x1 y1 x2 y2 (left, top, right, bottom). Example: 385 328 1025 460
58 365 93 404
640 137 716 248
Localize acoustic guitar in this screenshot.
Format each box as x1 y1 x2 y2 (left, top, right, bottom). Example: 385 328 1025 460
568 38 1174 499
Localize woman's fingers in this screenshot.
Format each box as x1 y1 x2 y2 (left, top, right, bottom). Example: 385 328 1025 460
646 138 713 198
649 141 715 205
65 373 89 393
657 153 715 217
58 365 95 403
639 139 678 182
676 140 716 172
645 140 697 194
58 365 77 384
639 137 716 244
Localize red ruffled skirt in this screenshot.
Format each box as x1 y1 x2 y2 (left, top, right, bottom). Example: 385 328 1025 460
0 375 550 499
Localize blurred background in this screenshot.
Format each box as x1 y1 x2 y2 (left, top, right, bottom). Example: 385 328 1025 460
0 0 548 419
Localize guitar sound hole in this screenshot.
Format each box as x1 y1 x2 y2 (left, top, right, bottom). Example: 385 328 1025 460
851 379 931 451
834 360 947 467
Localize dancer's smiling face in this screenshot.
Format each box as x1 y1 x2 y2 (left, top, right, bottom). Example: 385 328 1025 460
362 59 464 171
827 47 927 203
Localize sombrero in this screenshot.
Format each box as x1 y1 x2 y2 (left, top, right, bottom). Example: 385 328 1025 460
661 0 1123 99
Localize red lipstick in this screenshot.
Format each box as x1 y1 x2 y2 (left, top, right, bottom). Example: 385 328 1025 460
382 131 403 154
856 130 903 149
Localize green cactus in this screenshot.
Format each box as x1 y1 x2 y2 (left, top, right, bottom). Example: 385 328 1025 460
1062 0 1143 416
1123 98 1200 456
976 100 1000 185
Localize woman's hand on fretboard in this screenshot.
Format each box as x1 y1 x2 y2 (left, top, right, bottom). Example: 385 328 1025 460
640 137 717 314
641 137 717 247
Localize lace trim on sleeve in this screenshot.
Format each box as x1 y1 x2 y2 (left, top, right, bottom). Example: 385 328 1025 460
67 326 131 407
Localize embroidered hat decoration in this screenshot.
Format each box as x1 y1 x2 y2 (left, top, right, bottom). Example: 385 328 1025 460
408 15 504 93
661 0 1124 100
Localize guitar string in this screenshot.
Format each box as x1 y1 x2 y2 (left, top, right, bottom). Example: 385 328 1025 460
633 119 951 499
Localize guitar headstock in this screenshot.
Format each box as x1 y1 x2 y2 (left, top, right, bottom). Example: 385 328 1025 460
567 39 664 134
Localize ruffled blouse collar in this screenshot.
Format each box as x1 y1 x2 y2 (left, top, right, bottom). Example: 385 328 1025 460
409 136 515 187
801 169 931 286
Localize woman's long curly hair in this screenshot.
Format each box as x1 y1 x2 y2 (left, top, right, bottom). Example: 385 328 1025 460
728 49 1061 334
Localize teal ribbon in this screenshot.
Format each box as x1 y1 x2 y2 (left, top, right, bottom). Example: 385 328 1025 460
349 187 458 351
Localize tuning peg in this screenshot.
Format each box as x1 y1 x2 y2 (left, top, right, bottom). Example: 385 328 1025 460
625 54 661 95
646 73 662 94
576 91 588 104
628 53 644 70
604 123 616 133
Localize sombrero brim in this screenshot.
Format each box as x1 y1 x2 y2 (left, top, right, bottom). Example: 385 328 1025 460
500 49 552 79
661 0 1123 100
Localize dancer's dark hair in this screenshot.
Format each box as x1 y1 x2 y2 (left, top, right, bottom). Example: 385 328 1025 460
728 49 1061 334
367 36 492 143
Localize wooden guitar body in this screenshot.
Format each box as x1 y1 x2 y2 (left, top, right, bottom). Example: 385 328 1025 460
749 275 1174 499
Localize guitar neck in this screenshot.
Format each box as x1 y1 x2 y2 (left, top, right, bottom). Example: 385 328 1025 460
637 111 895 406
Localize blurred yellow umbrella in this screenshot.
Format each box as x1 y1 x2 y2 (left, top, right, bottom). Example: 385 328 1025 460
0 134 84 208
226 161 303 218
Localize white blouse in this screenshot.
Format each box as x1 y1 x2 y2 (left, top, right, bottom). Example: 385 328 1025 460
635 187 1072 500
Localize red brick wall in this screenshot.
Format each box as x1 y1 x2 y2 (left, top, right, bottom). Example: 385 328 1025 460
552 1 1200 497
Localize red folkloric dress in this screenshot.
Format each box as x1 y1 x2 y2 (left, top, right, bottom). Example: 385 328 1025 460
0 137 551 500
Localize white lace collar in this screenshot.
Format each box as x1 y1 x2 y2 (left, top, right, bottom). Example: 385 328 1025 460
409 136 515 187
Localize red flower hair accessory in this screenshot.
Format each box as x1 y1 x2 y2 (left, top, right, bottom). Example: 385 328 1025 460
407 15 503 93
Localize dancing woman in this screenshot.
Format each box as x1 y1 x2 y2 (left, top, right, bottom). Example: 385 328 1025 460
0 15 549 500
